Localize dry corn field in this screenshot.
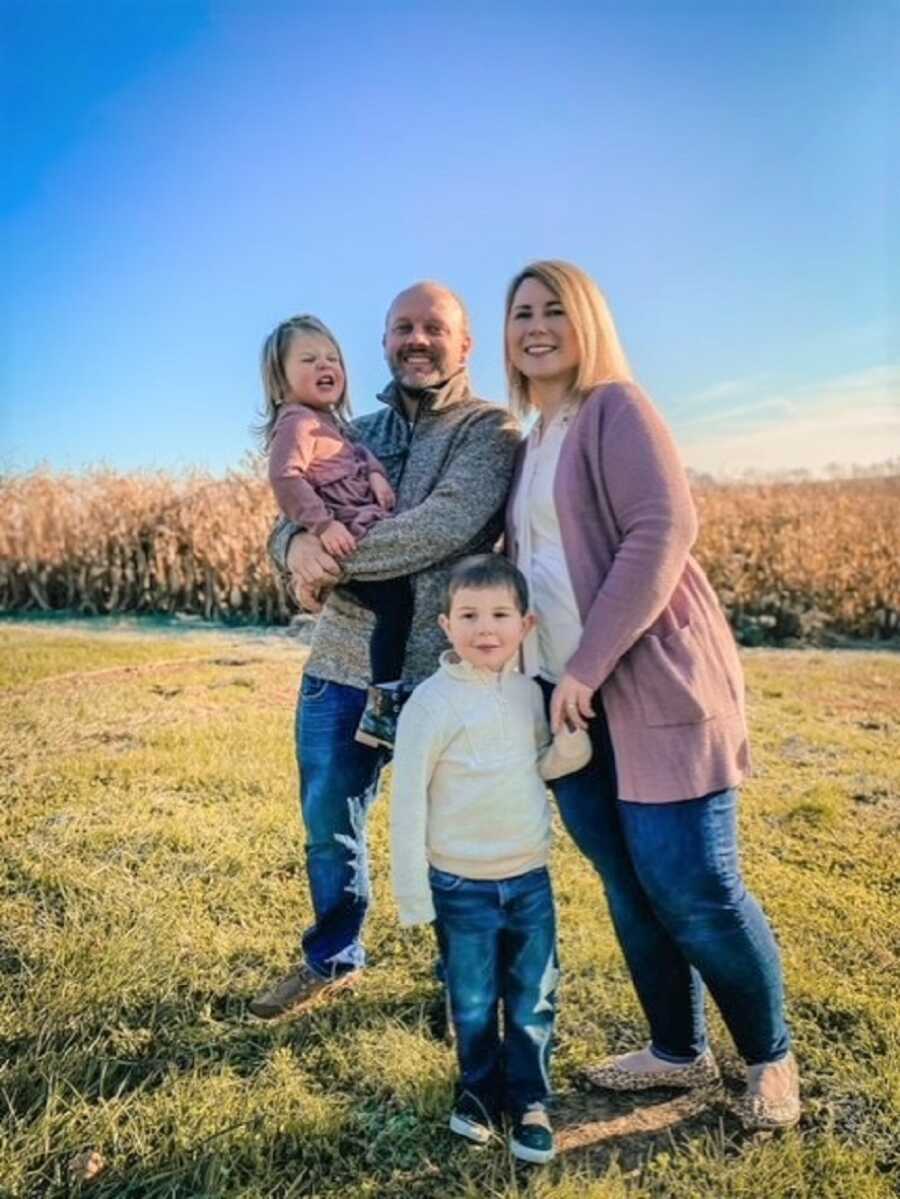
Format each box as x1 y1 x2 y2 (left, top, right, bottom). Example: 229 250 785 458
1 468 898 643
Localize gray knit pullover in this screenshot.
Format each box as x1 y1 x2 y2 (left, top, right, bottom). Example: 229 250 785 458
269 371 521 689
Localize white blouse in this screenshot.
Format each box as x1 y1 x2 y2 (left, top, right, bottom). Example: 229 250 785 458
512 404 584 684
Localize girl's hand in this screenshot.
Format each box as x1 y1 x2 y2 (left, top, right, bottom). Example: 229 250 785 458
319 521 356 558
371 473 395 511
550 673 595 734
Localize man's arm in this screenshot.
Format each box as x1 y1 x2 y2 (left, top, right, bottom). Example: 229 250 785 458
342 407 519 582
268 405 518 588
266 519 339 610
268 516 300 576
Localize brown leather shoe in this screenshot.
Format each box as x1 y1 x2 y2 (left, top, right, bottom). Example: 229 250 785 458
248 963 358 1020
736 1052 800 1131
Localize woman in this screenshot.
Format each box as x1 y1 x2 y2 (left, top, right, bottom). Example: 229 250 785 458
504 260 800 1131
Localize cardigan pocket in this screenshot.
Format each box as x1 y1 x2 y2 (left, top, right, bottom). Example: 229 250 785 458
631 624 737 728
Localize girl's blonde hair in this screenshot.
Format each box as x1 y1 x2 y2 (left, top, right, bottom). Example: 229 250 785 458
256 314 352 448
504 260 633 416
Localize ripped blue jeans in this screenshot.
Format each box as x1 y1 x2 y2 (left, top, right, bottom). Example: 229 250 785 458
431 865 558 1120
295 674 384 978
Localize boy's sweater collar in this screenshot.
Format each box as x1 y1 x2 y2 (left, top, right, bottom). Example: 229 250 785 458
439 649 518 684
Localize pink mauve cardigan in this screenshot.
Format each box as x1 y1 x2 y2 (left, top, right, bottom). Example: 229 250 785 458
506 381 751 803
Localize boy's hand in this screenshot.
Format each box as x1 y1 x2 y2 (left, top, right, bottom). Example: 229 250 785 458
550 673 595 734
319 520 356 558
371 473 395 511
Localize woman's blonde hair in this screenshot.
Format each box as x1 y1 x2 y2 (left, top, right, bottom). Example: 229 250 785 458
504 260 632 416
256 314 351 448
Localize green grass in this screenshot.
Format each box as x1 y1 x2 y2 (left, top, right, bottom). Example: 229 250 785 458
2 626 899 1198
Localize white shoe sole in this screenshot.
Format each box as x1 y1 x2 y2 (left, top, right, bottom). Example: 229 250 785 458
509 1135 555 1164
353 728 392 749
449 1113 492 1145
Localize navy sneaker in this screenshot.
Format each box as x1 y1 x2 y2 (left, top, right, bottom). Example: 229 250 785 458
509 1102 555 1164
449 1090 495 1146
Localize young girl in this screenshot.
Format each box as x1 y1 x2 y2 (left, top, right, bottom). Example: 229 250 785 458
259 314 413 748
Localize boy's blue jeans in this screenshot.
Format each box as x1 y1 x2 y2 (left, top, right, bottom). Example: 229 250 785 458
295 674 384 976
431 865 558 1120
537 678 789 1066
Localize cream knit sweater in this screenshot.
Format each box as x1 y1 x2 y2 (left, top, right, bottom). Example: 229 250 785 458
390 652 591 926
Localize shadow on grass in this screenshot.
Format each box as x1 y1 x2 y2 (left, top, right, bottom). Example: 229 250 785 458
0 612 295 638
1 980 454 1126
30 1087 738 1199
5 980 779 1199
554 1083 729 1166
2 991 276 1123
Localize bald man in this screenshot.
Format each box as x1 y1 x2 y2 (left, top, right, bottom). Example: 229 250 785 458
251 282 520 1018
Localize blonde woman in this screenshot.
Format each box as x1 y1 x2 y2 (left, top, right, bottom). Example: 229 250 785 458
503 260 800 1131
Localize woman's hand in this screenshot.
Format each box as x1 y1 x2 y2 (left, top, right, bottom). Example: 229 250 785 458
371 473 395 511
550 673 595 734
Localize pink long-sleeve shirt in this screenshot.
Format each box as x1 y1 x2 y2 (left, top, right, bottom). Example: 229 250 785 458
506 381 750 803
268 404 391 539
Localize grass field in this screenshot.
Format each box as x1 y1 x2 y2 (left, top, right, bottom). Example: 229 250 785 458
2 623 899 1198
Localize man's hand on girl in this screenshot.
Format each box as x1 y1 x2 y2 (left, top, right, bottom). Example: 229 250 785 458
550 673 595 734
286 531 342 586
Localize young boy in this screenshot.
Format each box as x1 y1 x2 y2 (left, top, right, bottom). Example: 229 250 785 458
390 554 591 1164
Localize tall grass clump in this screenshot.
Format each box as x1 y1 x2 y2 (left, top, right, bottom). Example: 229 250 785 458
2 468 898 641
693 478 900 642
0 466 290 624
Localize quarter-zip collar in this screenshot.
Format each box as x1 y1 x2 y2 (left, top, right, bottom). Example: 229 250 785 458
376 368 472 422
439 649 517 685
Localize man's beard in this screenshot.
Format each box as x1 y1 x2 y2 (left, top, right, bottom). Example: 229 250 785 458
388 349 449 390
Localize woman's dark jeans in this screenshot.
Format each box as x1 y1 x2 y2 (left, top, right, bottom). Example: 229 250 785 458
537 678 790 1066
431 865 558 1119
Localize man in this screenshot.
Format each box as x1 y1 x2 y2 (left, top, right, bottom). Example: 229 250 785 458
250 282 520 1018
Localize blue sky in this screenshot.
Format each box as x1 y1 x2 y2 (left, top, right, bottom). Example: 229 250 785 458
3 0 897 477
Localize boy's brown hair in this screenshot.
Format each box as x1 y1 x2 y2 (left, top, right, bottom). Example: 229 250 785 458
444 554 529 615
